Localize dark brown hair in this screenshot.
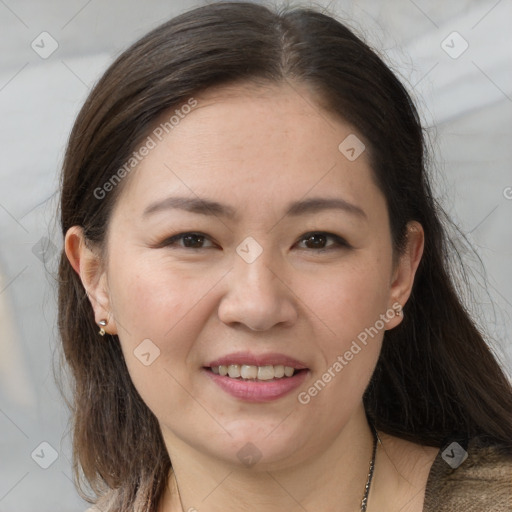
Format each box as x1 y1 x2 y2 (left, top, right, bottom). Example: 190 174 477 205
58 1 512 510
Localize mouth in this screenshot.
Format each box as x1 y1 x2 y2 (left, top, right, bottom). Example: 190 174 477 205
202 353 310 402
206 364 307 381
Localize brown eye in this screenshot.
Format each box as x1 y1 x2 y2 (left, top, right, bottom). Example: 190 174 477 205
180 233 207 248
296 232 349 251
159 232 215 249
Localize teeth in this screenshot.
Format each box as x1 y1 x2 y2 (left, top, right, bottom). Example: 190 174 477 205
274 365 285 378
211 364 298 380
284 366 294 377
227 364 241 378
257 365 274 380
241 365 258 379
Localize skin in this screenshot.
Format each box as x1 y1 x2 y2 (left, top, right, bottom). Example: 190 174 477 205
65 81 439 512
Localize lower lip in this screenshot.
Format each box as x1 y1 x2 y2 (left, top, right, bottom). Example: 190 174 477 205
203 368 309 402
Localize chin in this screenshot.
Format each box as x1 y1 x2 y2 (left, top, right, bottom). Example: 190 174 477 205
203 419 312 470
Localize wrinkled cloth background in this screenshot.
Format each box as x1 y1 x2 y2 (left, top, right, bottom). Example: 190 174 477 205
0 1 511 510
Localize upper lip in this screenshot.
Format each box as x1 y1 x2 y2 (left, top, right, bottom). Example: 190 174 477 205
205 351 309 370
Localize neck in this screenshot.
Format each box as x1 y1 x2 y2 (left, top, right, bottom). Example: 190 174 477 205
160 405 380 512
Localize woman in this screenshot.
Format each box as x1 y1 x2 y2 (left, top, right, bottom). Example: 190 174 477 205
58 2 512 511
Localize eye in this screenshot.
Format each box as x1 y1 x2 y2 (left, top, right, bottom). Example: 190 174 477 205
155 231 350 252
295 232 350 252
158 232 216 249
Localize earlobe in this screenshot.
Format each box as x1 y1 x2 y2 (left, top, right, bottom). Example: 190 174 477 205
64 226 118 335
385 221 424 330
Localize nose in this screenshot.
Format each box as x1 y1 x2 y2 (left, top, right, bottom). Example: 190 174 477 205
217 248 298 331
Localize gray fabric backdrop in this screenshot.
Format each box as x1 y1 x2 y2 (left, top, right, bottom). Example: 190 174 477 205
1 1 511 510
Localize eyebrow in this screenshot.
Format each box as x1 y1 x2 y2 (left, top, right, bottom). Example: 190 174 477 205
143 196 367 220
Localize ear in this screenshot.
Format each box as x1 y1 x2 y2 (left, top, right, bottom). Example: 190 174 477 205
385 221 424 330
64 226 118 335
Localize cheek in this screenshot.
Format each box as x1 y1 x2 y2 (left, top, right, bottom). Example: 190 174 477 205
310 255 391 345
107 261 212 418
294 264 388 425
299 253 391 405
109 252 211 340
107 250 228 373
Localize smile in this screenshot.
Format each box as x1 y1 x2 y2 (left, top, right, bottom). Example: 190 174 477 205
210 364 298 380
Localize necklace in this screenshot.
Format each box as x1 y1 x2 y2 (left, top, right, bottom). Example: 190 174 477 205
173 424 381 512
360 422 380 512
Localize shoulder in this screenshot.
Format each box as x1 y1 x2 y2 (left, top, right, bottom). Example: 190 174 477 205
423 436 512 511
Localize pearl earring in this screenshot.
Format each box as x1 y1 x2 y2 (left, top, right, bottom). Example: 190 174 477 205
98 319 108 336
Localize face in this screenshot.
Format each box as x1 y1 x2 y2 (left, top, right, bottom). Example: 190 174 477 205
72 82 421 471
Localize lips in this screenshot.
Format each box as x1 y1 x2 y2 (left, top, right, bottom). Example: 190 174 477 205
203 351 310 402
205 351 308 370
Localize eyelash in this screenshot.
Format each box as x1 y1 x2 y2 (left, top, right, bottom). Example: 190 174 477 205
157 231 351 252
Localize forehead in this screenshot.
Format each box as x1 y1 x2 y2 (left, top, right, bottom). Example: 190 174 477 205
117 81 378 217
